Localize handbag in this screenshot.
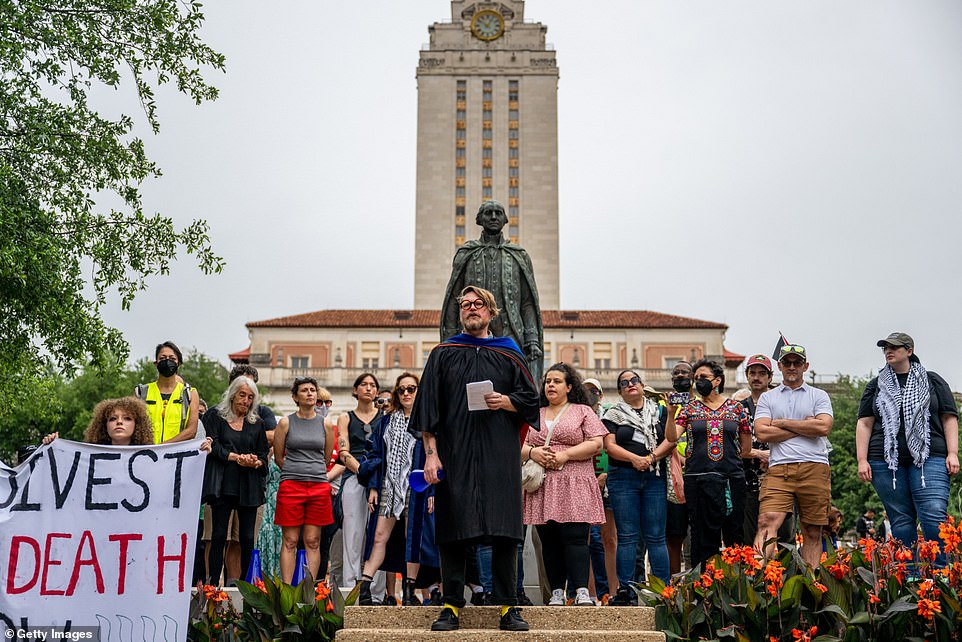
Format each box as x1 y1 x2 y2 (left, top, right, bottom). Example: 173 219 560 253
521 404 568 493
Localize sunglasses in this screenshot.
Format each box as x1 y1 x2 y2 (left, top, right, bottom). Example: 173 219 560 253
317 399 332 406
459 299 487 311
618 375 641 389
779 345 806 357
397 385 418 395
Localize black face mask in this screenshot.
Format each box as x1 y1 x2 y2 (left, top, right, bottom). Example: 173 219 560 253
672 378 692 392
695 378 715 397
157 358 179 378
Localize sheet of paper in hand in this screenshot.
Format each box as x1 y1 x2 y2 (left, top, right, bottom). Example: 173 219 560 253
466 380 494 411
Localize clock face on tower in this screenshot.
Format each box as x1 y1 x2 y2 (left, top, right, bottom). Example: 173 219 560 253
471 10 505 41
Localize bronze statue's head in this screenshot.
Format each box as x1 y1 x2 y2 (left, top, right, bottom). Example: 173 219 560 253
475 200 508 233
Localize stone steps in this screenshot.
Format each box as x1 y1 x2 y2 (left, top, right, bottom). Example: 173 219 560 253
336 605 665 641
336 629 666 641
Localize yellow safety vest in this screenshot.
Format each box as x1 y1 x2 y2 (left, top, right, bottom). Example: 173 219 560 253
137 381 191 443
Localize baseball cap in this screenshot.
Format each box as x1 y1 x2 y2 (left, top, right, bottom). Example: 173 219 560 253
777 344 807 362
583 378 603 396
745 354 773 373
876 332 914 350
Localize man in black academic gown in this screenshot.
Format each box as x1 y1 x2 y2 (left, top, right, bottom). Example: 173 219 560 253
410 285 540 632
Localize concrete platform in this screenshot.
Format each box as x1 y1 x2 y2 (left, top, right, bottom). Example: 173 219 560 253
336 630 666 641
343 605 657 631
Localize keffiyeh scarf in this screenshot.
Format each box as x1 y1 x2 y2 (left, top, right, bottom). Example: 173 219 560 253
385 411 416 500
603 399 662 476
876 361 931 487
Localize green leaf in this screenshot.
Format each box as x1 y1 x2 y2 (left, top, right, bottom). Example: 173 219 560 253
848 611 871 625
781 574 805 607
880 596 917 621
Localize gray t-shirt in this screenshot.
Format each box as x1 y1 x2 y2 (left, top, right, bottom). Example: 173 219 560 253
279 412 329 483
755 383 834 466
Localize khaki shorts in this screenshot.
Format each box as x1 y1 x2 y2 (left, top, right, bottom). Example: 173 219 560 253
759 462 831 526
202 504 265 541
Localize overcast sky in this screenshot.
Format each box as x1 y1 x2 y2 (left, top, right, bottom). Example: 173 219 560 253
97 1 962 385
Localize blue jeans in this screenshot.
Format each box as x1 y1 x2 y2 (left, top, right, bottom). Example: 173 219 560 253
606 466 670 584
870 457 949 566
588 525 608 596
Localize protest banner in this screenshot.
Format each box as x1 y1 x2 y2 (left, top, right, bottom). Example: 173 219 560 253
0 439 207 640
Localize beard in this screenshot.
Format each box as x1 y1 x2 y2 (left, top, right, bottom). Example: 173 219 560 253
462 314 489 333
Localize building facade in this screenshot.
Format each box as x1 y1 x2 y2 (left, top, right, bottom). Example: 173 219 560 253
236 309 741 413
414 0 560 309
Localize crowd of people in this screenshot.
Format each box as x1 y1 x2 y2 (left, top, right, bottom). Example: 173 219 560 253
32 314 959 626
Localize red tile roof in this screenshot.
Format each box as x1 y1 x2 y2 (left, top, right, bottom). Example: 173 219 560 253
247 309 727 330
228 345 251 362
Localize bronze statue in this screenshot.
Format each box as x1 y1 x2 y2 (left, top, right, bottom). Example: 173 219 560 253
441 200 544 382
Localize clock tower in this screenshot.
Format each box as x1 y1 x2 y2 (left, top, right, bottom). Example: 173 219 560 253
413 1 560 310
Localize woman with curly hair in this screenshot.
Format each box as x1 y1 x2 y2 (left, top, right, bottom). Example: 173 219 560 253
523 362 607 606
43 396 156 446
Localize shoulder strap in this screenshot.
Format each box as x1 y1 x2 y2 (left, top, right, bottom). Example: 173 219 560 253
135 383 150 400
543 403 570 448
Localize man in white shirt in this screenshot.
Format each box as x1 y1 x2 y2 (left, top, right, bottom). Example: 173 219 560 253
753 345 834 568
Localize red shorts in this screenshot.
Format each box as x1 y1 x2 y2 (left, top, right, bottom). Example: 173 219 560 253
274 479 334 527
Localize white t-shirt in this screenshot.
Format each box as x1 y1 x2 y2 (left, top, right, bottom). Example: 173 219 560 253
754 383 834 466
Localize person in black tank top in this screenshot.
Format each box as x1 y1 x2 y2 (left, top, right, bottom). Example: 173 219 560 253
336 373 386 599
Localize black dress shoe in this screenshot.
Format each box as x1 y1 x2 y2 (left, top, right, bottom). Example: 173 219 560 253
516 590 534 606
431 608 460 631
499 607 529 631
608 586 637 606
429 588 443 606
470 590 486 606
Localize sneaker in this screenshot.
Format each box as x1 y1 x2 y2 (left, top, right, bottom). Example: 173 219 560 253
499 607 529 631
470 590 486 606
431 608 460 631
428 588 443 606
608 586 637 606
516 590 534 606
548 588 565 605
574 587 594 606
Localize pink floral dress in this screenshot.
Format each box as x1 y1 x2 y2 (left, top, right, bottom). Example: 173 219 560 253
523 403 607 525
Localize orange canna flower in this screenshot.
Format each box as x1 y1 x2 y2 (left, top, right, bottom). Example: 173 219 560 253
325 600 335 613
918 540 941 563
917 597 942 620
791 625 817 641
812 581 827 593
254 578 267 594
662 585 677 600
203 584 217 599
859 537 877 557
315 581 332 601
868 592 881 605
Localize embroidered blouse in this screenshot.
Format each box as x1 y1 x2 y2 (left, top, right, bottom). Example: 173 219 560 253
675 399 750 478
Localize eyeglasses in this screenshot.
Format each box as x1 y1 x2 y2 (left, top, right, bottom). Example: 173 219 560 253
317 399 332 406
781 359 805 368
881 344 905 351
459 299 487 311
618 376 641 389
397 385 418 395
376 397 391 407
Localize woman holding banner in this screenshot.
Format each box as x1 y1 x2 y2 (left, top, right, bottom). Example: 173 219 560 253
203 376 270 585
43 396 157 447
